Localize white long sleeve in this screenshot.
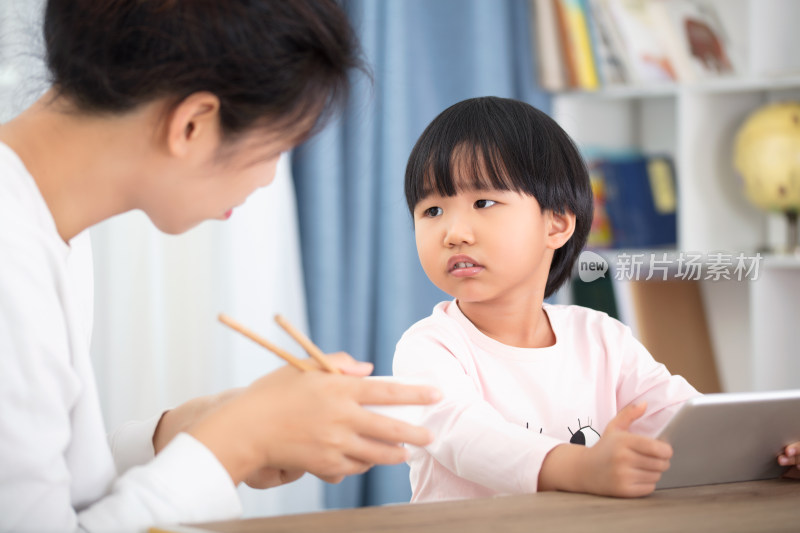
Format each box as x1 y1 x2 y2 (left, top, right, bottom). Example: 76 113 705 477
108 415 163 476
393 300 700 502
0 143 242 531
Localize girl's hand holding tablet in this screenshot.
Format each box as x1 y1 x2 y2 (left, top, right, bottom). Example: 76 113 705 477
539 403 673 498
779 442 800 479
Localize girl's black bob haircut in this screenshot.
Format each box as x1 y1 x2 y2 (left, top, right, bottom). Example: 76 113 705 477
404 96 593 299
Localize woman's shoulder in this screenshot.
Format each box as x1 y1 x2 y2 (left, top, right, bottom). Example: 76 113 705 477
0 143 57 241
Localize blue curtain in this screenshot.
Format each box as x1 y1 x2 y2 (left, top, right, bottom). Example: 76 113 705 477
291 0 550 509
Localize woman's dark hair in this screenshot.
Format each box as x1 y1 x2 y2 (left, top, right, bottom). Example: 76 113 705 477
43 0 364 141
404 96 593 298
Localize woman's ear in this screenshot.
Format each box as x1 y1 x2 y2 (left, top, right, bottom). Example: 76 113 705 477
165 92 221 158
545 209 576 250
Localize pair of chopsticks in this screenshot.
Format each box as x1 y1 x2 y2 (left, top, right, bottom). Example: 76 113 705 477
217 313 341 373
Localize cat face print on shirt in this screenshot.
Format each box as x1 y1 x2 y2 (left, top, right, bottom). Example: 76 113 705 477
568 418 601 446
526 417 601 447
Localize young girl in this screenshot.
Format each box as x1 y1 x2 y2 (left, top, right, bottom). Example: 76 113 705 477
394 96 800 502
0 1 440 530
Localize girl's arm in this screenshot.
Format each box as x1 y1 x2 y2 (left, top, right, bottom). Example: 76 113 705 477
395 335 670 498
614 329 701 437
538 403 673 497
538 321 694 497
393 334 563 495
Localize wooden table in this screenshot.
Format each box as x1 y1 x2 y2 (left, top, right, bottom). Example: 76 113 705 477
157 479 800 533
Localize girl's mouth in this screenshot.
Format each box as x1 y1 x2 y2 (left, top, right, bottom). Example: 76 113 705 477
448 255 484 277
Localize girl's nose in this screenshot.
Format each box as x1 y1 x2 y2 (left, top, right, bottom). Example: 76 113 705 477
443 215 475 247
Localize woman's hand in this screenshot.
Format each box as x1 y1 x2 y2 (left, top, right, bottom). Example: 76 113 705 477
153 388 242 455
186 352 441 486
152 353 378 454
539 402 673 498
242 467 306 489
238 355 396 489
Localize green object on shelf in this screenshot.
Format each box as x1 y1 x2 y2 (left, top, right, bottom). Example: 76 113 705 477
571 274 618 320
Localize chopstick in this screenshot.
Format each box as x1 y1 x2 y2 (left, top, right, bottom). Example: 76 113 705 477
274 314 341 374
217 313 317 372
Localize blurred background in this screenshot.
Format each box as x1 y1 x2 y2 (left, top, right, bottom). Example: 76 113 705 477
0 0 546 516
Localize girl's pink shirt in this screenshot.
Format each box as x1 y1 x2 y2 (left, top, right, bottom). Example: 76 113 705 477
393 300 700 502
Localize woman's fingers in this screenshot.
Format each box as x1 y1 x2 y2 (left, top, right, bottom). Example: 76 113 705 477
306 438 374 479
244 467 305 489
339 433 410 467
317 473 346 484
355 377 441 406
352 408 434 447
194 364 442 485
324 352 374 376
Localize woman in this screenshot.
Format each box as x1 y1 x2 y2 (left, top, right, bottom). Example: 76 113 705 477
0 1 439 530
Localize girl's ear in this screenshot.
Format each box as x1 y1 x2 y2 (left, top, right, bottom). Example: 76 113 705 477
545 209 576 250
165 92 221 158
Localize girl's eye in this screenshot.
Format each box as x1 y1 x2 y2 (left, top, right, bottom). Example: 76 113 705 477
475 199 496 209
424 206 443 217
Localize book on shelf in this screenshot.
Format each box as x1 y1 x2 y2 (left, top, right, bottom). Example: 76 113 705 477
559 0 601 90
648 0 737 82
552 0 580 88
531 0 741 90
585 0 628 85
532 0 569 90
601 0 676 83
590 152 678 249
587 162 615 248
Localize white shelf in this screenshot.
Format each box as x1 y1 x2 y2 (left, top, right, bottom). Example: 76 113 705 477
555 84 678 100
680 74 800 94
553 74 800 101
552 1 800 393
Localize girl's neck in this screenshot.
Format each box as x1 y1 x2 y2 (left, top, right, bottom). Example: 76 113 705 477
457 295 556 349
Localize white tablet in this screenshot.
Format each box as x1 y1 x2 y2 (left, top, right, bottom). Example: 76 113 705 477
655 389 800 490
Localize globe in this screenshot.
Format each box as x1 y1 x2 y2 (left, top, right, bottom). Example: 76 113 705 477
733 101 800 252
